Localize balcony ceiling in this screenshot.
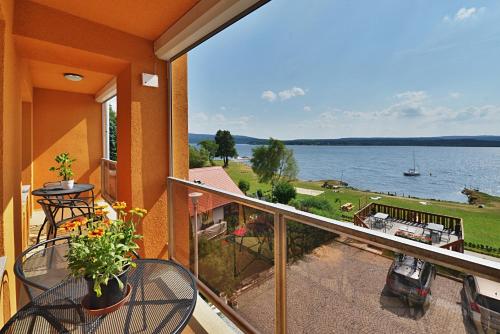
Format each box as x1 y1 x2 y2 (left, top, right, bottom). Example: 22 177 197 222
29 0 201 40
28 60 114 95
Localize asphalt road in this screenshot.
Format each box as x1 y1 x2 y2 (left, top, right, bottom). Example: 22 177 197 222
236 241 476 334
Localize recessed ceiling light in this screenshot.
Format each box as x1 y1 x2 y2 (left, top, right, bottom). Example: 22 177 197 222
63 73 84 82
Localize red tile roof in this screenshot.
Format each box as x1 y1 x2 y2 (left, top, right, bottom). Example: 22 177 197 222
188 167 244 215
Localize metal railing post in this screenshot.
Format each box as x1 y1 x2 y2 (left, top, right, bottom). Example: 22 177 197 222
167 179 174 260
274 213 287 334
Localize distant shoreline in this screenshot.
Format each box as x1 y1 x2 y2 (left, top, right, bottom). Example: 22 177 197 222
190 133 500 147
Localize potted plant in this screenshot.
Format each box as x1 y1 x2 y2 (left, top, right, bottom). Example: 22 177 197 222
49 152 76 189
63 202 146 313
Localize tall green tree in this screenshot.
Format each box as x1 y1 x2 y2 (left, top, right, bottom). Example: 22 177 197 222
250 138 298 186
108 105 117 161
189 145 209 168
199 140 218 165
215 130 237 168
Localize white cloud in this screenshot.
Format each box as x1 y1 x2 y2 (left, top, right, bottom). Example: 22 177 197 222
456 7 477 21
394 91 428 102
303 106 312 112
444 7 485 22
191 112 209 122
449 92 460 99
189 111 252 134
261 90 277 102
278 87 306 100
319 111 336 122
377 91 429 118
212 113 226 122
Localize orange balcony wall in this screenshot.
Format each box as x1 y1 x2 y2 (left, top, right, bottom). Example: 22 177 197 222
32 88 103 197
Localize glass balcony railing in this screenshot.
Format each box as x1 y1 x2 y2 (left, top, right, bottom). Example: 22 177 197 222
101 158 117 203
168 177 500 334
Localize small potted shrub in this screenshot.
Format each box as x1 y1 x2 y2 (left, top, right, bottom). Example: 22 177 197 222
49 152 76 189
64 202 146 313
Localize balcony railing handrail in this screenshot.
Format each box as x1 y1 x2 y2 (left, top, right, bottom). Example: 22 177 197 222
168 177 500 283
101 158 117 204
101 157 117 164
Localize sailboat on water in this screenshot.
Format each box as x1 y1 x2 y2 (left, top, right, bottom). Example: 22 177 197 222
404 151 420 176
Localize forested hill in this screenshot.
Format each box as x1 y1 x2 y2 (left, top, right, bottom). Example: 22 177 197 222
189 134 500 147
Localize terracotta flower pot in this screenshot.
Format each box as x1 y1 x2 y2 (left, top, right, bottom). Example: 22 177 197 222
84 266 130 310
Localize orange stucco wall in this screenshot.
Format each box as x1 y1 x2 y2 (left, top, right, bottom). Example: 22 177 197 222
171 55 190 266
117 61 170 259
32 88 102 197
21 102 32 187
0 0 27 322
15 0 189 262
0 0 191 322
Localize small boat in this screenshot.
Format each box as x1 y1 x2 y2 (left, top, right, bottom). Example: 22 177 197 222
404 151 420 176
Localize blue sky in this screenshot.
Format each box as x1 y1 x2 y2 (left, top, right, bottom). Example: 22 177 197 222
188 1 500 139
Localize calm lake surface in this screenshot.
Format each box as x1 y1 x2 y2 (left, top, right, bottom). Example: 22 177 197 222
234 144 500 203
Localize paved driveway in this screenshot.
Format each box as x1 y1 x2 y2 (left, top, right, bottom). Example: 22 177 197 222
236 241 475 334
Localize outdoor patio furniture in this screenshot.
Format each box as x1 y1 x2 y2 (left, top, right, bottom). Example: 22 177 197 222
373 212 389 220
32 183 96 207
441 230 451 243
425 223 444 244
14 236 71 300
32 184 96 243
372 213 389 231
37 198 94 243
3 259 197 334
15 237 142 302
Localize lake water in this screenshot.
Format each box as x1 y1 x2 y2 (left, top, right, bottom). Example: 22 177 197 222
234 144 500 203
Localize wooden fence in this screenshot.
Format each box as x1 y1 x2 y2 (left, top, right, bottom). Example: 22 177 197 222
353 202 465 253
354 203 463 237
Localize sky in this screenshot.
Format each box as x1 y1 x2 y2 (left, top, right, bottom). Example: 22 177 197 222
188 0 500 140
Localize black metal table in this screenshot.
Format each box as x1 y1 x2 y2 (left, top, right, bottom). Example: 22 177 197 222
31 184 96 242
3 259 197 333
32 183 95 204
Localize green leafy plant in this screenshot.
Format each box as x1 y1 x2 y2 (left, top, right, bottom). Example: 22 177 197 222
238 180 250 194
189 145 209 168
65 202 145 296
272 181 297 204
49 152 76 181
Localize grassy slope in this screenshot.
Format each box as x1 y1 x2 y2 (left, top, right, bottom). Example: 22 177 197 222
217 161 500 248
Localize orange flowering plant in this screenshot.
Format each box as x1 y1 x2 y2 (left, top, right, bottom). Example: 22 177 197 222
65 202 146 297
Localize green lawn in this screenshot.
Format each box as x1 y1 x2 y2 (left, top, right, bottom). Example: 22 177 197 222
215 161 500 251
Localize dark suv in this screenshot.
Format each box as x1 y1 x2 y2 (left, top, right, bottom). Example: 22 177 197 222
386 254 436 307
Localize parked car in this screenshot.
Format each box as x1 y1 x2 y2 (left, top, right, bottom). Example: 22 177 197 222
463 275 500 334
386 254 436 307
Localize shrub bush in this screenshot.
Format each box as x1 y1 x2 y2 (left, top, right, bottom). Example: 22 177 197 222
238 180 250 194
290 197 332 212
189 145 209 168
272 182 297 204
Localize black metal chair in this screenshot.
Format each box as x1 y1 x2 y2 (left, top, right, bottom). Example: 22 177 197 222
36 198 94 243
15 236 141 302
14 236 71 301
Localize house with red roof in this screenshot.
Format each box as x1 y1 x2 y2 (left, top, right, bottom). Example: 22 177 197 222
189 167 244 237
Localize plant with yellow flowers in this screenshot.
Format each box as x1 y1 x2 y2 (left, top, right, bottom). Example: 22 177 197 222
65 202 146 297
